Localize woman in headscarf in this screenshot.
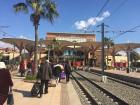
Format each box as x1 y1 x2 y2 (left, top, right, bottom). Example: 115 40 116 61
0 62 13 105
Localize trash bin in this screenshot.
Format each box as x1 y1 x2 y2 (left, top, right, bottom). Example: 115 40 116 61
102 76 108 83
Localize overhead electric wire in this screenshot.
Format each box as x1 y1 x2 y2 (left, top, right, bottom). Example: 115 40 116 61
111 0 128 17
99 0 131 40
96 0 110 17
112 25 140 40
104 0 128 22
86 0 110 31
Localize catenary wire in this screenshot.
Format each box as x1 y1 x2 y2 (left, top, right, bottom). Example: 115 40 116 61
112 25 140 40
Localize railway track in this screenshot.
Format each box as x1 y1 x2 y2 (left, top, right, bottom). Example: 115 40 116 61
71 71 129 105
88 70 140 90
90 69 140 85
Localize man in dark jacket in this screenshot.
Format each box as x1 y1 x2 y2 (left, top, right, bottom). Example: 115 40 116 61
64 61 71 82
39 59 52 97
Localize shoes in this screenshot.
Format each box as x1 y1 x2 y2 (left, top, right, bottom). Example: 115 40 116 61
39 94 42 98
44 91 48 94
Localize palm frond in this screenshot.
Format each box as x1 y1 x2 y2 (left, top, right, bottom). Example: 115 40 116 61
41 1 59 23
26 0 39 10
13 3 28 13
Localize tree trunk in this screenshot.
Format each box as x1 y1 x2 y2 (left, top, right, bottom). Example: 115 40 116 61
34 24 38 75
19 49 22 63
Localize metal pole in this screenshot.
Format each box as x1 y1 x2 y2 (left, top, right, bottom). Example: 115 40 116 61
101 23 105 75
128 51 130 72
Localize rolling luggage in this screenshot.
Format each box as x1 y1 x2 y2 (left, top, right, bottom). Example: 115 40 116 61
60 71 66 79
7 93 14 105
31 81 41 97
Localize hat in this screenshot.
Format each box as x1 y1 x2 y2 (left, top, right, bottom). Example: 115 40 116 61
0 62 6 69
46 60 50 63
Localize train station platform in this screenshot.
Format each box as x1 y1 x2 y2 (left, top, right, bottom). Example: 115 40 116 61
4 75 82 105
92 67 140 79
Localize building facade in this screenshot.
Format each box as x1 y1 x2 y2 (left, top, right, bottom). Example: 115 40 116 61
47 32 96 42
46 32 96 67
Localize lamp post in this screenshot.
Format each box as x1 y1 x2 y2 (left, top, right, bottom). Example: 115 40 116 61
101 23 105 75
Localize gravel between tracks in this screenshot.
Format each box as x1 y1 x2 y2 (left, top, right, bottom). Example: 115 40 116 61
75 70 140 105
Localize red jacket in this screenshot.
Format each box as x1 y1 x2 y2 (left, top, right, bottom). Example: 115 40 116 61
0 69 13 95
20 62 25 71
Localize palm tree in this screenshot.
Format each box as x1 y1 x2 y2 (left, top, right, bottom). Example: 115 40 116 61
104 37 114 68
13 0 59 74
52 39 64 61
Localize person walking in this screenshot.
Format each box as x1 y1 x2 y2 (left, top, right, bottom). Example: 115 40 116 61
19 60 25 77
0 62 13 105
54 63 63 84
38 59 52 98
64 60 71 83
27 60 32 75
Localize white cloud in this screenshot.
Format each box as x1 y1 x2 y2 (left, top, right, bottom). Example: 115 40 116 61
95 17 104 22
74 11 110 30
102 11 110 17
74 20 87 30
87 17 96 26
18 35 28 39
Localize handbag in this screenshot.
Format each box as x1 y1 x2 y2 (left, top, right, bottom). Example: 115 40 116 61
7 92 14 105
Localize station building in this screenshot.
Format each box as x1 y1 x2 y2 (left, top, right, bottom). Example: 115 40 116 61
46 32 128 68
47 32 96 42
46 32 98 67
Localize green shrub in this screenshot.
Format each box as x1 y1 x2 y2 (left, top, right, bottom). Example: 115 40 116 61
25 75 36 80
107 66 114 70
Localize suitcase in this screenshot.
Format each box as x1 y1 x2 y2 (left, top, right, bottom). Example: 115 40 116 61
60 72 66 79
7 93 14 105
31 82 41 97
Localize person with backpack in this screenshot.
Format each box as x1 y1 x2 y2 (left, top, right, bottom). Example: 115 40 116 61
53 63 63 84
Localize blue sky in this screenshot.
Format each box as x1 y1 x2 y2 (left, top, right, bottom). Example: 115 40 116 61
0 0 140 45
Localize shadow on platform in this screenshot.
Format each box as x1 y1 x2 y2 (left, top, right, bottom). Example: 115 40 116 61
13 89 32 98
